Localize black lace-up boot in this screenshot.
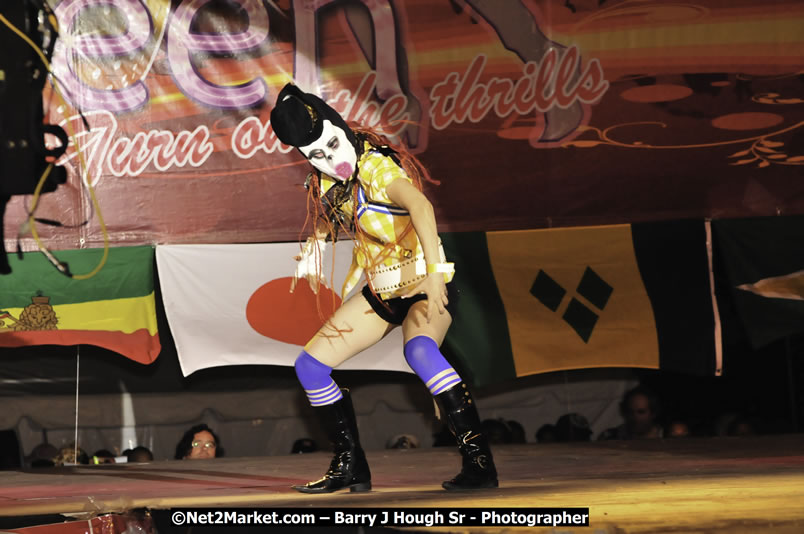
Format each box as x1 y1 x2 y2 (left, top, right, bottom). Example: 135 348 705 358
292 390 371 493
436 383 498 490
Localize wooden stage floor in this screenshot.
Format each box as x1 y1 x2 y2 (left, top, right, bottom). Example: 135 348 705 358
1 434 803 533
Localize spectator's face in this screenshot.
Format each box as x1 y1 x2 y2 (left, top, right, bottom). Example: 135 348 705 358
187 430 217 459
626 394 655 434
668 422 690 438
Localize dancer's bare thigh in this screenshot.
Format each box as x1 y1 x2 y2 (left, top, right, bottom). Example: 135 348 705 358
401 299 452 346
304 291 395 367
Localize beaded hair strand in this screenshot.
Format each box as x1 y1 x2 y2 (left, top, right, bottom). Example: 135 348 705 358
298 171 340 326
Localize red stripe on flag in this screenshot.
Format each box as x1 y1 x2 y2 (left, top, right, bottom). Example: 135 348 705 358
0 329 160 365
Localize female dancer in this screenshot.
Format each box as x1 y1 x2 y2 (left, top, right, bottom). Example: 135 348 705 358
270 83 497 493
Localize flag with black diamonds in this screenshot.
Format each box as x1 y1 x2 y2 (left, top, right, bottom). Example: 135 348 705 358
440 221 719 387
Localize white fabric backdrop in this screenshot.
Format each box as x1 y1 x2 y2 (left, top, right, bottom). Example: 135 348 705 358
11 369 637 462
156 243 410 377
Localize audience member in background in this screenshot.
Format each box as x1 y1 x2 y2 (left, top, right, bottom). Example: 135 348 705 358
126 446 155 463
727 416 757 437
174 424 224 460
291 438 319 454
535 424 558 443
26 443 58 468
714 411 739 436
54 444 90 466
386 434 420 449
92 449 117 464
554 413 593 442
505 420 527 444
598 385 663 440
481 419 513 445
665 420 692 438
0 429 22 470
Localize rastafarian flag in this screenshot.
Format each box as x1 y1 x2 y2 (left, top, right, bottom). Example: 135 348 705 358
0 246 160 364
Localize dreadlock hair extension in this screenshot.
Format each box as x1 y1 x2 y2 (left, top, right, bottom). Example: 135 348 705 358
352 126 440 187
298 170 339 328
299 168 363 338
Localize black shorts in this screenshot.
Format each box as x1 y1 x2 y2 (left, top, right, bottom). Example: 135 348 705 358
361 282 459 325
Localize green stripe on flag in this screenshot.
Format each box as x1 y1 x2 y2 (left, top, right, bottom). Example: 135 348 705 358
441 232 517 387
631 220 717 375
1 246 154 308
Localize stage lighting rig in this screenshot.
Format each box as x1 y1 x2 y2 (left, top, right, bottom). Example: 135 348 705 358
0 0 68 274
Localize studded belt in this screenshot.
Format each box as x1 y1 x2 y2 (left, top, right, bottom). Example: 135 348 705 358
368 242 449 295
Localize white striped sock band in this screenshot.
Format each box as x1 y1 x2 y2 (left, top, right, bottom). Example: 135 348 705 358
426 368 461 395
306 380 343 406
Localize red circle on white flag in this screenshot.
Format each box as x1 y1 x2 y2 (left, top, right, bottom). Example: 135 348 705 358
246 277 341 346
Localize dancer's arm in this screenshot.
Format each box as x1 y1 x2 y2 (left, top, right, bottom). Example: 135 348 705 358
386 178 448 322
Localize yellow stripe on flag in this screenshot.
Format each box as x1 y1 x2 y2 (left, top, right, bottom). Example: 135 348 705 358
486 226 660 376
1 293 158 335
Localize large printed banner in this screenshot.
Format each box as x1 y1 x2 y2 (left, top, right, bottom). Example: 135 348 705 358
2 0 803 253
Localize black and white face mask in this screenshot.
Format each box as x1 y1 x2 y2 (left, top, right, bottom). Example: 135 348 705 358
299 119 357 181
